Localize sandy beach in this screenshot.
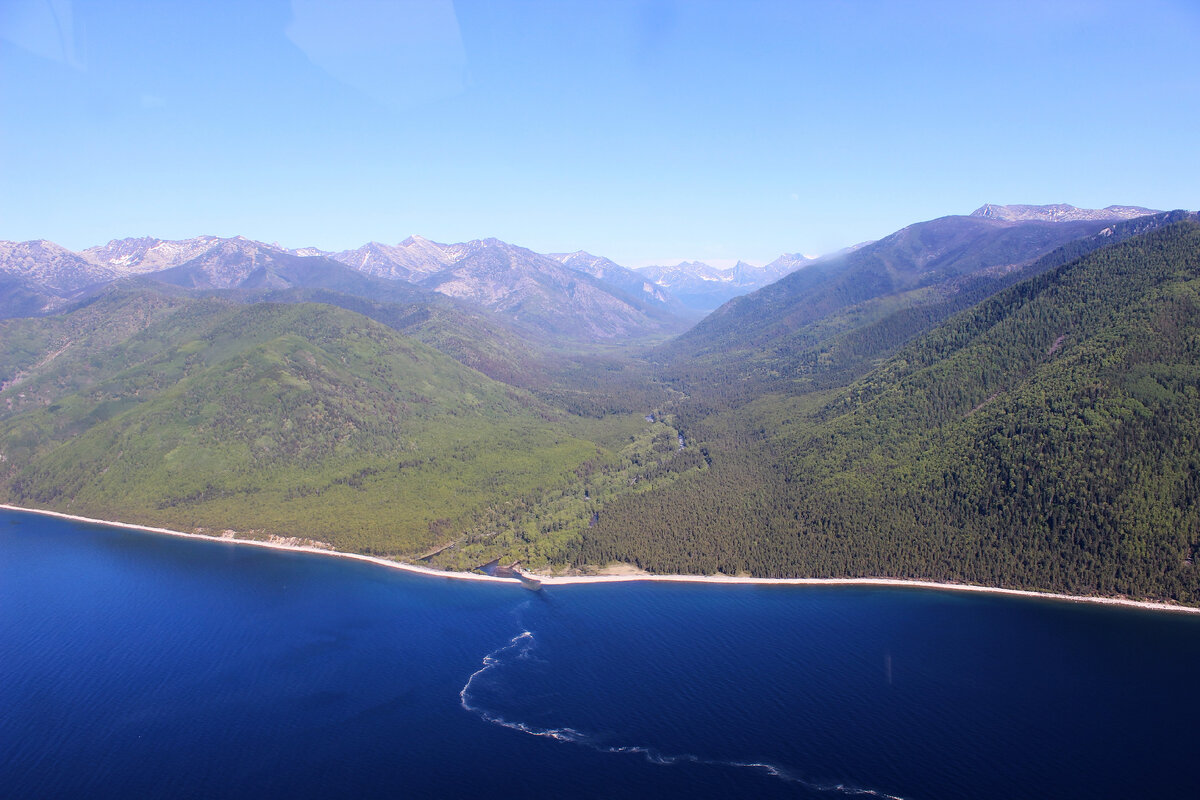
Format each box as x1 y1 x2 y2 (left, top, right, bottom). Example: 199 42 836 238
4 502 1198 615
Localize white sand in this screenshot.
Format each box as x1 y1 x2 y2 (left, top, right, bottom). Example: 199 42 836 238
4 503 1197 615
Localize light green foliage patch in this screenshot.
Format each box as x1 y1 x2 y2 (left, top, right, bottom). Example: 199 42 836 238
0 298 613 556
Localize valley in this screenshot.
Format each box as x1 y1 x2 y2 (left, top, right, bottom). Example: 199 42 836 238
3 204 1198 605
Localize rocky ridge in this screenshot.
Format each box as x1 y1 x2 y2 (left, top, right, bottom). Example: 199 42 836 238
970 203 1160 223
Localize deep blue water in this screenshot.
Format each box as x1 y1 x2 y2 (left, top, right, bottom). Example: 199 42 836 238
3 510 1199 800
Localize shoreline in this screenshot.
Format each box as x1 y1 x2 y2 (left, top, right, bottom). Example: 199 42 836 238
4 502 1198 615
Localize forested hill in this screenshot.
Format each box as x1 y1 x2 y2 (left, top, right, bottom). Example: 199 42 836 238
575 220 1200 604
0 296 600 555
670 215 1109 359
0 291 704 568
656 211 1195 408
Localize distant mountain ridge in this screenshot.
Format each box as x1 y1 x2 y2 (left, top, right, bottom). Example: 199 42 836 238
0 203 1168 335
0 234 690 341
404 238 685 340
970 203 1159 223
635 255 813 314
83 235 251 275
549 250 685 315
0 240 115 294
0 230 827 338
318 235 453 283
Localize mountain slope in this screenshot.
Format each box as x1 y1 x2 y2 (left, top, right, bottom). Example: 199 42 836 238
82 235 258 276
657 214 1187 403
143 240 362 291
328 235 453 282
239 286 559 389
0 240 116 296
550 250 689 316
576 220 1200 603
0 274 60 318
323 235 693 338
678 216 1111 353
0 298 606 555
415 238 688 340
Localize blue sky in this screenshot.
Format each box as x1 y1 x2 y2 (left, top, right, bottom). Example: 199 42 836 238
2 0 1198 266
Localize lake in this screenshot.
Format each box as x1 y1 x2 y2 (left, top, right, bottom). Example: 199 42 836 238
3 509 1198 799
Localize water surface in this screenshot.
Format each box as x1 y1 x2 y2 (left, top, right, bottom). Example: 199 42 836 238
3 510 1198 799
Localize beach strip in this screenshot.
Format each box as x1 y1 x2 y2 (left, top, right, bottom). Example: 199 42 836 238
0 503 501 584
4 503 1198 615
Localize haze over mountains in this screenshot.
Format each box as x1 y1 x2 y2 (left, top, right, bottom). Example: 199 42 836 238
0 233 822 337
635 256 815 314
0 234 688 341
3 203 1157 328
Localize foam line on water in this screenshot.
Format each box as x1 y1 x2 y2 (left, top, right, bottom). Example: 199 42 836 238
458 631 587 742
459 629 910 800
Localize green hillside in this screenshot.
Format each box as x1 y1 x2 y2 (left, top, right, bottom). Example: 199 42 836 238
226 285 558 390
657 214 1193 409
576 221 1200 603
239 286 675 417
0 295 700 561
670 216 1106 359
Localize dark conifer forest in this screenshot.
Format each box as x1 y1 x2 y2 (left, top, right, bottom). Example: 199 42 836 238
578 221 1200 603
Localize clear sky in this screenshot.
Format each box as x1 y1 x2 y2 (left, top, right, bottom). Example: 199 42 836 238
2 0 1198 266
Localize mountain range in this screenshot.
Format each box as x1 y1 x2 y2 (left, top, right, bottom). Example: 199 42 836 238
5 202 1198 604
0 234 689 342
633 256 814 314
0 235 835 331
0 233 806 339
3 202 1155 333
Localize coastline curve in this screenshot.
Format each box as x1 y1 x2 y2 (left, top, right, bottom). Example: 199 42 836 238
4 503 1197 615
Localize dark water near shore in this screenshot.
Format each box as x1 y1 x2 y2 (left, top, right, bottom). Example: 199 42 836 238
3 510 1199 799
